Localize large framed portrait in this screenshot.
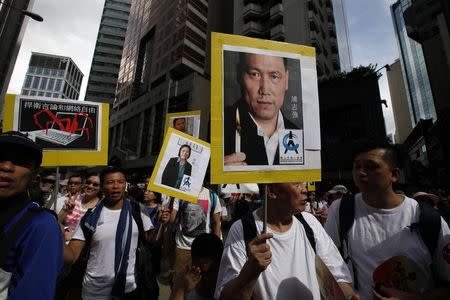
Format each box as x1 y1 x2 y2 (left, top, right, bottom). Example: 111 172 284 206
164 110 201 138
210 33 321 183
147 127 210 203
3 94 109 166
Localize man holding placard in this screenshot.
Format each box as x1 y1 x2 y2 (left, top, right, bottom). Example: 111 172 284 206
224 52 300 166
325 142 450 299
215 182 356 299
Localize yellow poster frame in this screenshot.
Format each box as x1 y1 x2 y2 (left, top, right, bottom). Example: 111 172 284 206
210 32 321 184
3 94 109 167
163 110 201 136
147 127 210 203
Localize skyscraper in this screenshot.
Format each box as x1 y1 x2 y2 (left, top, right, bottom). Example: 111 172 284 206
0 0 36 117
233 0 341 78
386 59 413 143
332 0 352 71
21 52 83 100
391 0 437 124
85 0 131 103
109 0 230 169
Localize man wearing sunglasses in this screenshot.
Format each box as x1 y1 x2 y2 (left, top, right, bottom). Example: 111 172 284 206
0 131 63 299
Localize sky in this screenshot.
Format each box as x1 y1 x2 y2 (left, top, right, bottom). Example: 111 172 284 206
7 0 400 133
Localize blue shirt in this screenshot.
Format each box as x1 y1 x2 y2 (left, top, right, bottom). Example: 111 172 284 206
1 202 63 300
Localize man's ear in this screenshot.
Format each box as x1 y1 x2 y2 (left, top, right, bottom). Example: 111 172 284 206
391 168 401 183
267 184 277 200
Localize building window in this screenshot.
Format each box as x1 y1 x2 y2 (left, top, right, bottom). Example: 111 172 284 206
53 93 60 98
38 91 44 96
30 91 37 96
55 79 62 91
29 66 36 74
40 77 48 90
151 102 164 155
32 77 40 89
24 76 33 88
45 92 52 97
22 90 29 96
140 108 152 157
48 78 55 90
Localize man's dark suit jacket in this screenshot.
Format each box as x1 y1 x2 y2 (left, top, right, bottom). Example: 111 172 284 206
161 157 192 188
224 100 298 165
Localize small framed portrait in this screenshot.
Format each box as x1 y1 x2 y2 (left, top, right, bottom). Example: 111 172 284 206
148 127 210 203
164 110 201 138
3 94 109 166
210 32 321 184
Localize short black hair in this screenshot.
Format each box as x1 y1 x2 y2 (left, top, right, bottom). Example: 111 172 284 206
68 174 84 183
99 166 126 185
352 141 404 169
152 191 162 204
191 233 223 263
177 144 191 159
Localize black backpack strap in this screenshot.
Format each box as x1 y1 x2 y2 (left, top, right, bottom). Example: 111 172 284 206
130 200 146 243
338 194 355 257
417 201 441 258
294 213 316 253
80 208 94 245
0 207 41 265
241 213 257 256
337 194 358 289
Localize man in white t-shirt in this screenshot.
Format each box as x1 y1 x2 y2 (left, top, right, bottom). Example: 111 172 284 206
171 187 222 277
63 167 170 300
215 182 356 300
325 142 450 299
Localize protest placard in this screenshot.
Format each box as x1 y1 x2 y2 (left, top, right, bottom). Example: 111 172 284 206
210 32 321 183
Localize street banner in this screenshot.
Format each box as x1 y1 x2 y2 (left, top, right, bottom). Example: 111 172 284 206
219 183 259 195
147 127 210 203
3 94 109 166
210 32 321 184
164 110 201 138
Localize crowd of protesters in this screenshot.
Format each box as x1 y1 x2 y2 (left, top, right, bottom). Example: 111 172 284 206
1 130 450 300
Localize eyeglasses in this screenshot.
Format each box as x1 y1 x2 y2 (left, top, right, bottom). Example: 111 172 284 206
104 179 126 185
85 180 100 187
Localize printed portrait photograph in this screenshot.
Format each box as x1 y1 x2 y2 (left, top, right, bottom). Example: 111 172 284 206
151 129 210 201
165 111 201 138
222 47 306 171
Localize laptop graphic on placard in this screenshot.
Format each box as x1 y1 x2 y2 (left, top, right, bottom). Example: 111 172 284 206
34 112 89 146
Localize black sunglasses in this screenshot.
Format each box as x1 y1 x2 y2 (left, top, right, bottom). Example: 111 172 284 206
85 180 100 187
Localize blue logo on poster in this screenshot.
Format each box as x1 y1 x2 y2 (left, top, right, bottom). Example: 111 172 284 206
282 131 299 154
182 176 191 188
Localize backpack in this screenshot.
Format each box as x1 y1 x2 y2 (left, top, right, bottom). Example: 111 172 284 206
177 190 218 238
80 201 160 299
0 206 52 299
338 194 441 289
241 212 316 256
